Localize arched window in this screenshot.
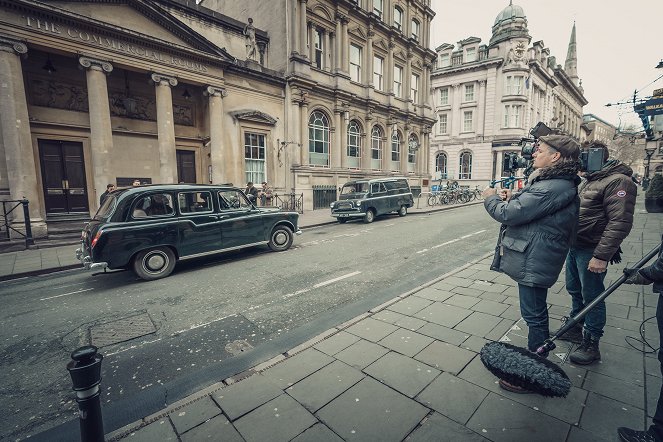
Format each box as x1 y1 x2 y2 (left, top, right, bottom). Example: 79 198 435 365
407 134 418 164
411 19 420 41
347 120 361 158
371 126 383 160
308 111 329 166
391 131 401 163
393 6 403 32
435 153 448 179
459 151 472 179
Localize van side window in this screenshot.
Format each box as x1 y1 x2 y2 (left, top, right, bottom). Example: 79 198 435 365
218 189 252 210
371 183 386 193
133 193 174 218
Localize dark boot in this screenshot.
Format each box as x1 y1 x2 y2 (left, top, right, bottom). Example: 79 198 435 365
617 427 656 442
570 332 601 365
551 316 583 343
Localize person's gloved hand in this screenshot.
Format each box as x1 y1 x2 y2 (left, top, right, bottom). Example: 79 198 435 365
624 270 653 285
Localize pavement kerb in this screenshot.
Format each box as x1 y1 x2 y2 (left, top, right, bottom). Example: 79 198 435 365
105 249 494 442
0 263 81 282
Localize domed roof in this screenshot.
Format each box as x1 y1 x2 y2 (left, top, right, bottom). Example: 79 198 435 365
494 1 526 26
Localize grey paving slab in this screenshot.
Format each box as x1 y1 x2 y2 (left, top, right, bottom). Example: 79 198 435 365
334 339 389 369
405 412 488 442
500 304 522 320
583 370 645 409
363 351 440 398
263 348 335 388
454 312 504 337
441 276 474 287
233 394 317 442
602 323 648 349
546 292 573 308
501 285 520 298
478 291 508 302
452 268 479 278
567 426 619 442
466 393 570 442
413 287 454 302
468 280 510 294
378 328 434 357
169 396 221 434
451 286 485 297
429 281 455 292
647 355 661 379
290 423 343 442
416 372 488 424
286 360 364 412
607 291 639 307
580 341 645 384
413 302 472 328
374 309 427 330
316 377 429 442
471 270 501 282
444 294 481 309
415 340 476 375
124 419 178 441
212 373 284 420
472 299 509 316
484 318 517 342
647 374 661 418
460 335 489 353
416 322 470 346
491 273 516 285
180 414 243 442
314 331 360 356
578 392 645 442
344 317 399 342
387 296 433 315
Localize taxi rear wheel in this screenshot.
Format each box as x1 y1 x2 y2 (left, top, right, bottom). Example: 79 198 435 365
268 225 294 251
133 247 176 280
398 205 407 217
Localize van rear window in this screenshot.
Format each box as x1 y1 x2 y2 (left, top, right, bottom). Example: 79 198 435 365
94 195 116 220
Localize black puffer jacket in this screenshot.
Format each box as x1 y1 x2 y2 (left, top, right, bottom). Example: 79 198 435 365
640 235 663 294
576 161 637 261
485 162 580 288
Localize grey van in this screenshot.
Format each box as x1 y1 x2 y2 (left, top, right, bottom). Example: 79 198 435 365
330 177 414 223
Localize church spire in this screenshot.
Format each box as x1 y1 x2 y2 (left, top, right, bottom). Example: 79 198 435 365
564 22 579 87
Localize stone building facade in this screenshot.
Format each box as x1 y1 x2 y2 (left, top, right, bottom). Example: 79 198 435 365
207 0 437 209
429 2 587 187
582 113 617 145
0 0 288 237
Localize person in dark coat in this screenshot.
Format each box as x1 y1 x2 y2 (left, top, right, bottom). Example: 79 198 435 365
99 183 116 206
617 237 663 442
483 134 581 393
562 142 637 365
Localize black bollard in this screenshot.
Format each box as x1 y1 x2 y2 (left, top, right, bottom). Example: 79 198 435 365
67 346 104 442
21 199 34 246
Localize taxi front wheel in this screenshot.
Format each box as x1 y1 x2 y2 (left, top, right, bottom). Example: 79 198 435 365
268 225 294 251
133 247 176 280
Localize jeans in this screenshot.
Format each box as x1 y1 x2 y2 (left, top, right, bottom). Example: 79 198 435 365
650 294 663 441
565 247 607 339
518 283 549 353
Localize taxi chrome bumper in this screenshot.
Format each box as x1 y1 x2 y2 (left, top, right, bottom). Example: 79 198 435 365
76 245 108 271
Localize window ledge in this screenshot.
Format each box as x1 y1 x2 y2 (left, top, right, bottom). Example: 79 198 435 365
460 101 477 108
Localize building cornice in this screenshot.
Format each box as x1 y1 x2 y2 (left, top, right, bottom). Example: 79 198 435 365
431 58 502 78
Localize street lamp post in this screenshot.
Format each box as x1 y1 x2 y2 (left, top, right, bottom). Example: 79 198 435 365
643 146 656 190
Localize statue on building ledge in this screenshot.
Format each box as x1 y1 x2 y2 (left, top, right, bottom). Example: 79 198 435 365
243 18 257 61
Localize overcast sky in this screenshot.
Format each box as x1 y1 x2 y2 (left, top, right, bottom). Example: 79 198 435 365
429 0 663 131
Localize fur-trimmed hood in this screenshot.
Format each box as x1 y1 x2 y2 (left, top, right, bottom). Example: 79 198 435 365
532 160 582 183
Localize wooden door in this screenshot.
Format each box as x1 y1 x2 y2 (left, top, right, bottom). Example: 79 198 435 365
38 140 89 214
176 150 196 183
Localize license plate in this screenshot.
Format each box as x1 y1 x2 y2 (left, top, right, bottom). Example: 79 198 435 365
337 214 350 218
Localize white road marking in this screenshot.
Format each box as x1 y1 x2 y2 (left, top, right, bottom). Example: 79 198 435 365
51 282 86 290
40 288 93 301
283 271 362 299
105 338 163 357
172 314 237 335
416 229 488 255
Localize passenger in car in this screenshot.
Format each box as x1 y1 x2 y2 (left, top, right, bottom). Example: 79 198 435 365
145 194 172 216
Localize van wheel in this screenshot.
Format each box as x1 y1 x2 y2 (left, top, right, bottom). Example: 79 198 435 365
363 209 375 223
338 218 348 224
398 205 407 217
268 225 293 251
133 247 176 280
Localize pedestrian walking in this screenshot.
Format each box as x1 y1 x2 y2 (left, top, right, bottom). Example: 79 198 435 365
559 141 637 365
617 236 663 442
483 134 581 393
259 181 273 206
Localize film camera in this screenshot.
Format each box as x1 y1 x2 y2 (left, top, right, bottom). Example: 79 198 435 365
502 121 553 177
579 147 606 173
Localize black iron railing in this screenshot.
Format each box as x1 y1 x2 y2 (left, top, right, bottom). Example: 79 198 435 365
274 193 304 214
312 185 337 210
1 199 34 248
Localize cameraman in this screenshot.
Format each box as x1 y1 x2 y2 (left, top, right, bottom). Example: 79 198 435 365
561 141 637 365
483 135 581 393
617 237 663 442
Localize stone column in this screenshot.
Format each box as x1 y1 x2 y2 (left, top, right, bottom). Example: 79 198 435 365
387 41 395 94
451 83 461 136
79 56 114 207
151 73 178 184
299 0 308 59
0 37 43 228
366 28 374 86
333 110 343 168
477 80 486 135
300 99 309 165
341 17 349 72
291 0 300 55
362 114 372 169
205 86 227 184
383 125 392 171
334 16 342 73
323 30 330 70
406 49 413 101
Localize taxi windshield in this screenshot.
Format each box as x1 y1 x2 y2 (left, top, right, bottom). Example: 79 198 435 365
341 183 368 195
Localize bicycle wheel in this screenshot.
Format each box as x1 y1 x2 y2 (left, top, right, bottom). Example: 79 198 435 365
427 195 437 206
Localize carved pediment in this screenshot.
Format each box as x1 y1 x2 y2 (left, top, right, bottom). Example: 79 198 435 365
394 49 407 62
230 110 277 125
373 39 388 52
348 26 367 40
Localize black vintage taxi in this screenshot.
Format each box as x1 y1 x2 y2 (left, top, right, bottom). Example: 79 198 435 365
76 184 301 280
